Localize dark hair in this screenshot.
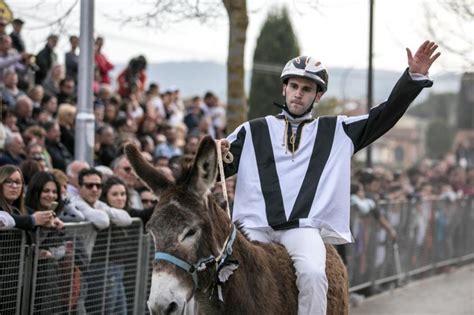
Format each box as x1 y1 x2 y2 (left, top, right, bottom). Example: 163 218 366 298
100 176 131 210
96 124 113 136
20 160 42 186
59 77 74 88
204 91 215 99
148 83 158 90
42 120 57 133
112 116 128 130
78 168 103 186
350 182 361 195
25 171 64 213
41 93 56 107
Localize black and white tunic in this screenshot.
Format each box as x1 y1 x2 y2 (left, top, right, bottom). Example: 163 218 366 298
225 69 432 244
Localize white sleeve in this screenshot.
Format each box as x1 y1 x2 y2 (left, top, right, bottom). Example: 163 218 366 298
96 200 132 227
350 195 374 215
0 211 16 229
71 197 110 229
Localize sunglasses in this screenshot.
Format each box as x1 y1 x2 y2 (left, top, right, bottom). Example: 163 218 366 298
82 182 102 190
123 166 132 173
142 199 156 204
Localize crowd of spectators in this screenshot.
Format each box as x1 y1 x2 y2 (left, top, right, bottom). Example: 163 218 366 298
0 16 228 221
0 17 229 313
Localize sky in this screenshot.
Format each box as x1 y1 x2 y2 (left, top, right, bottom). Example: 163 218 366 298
8 0 474 76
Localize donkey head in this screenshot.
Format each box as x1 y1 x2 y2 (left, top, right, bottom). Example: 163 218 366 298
125 136 229 315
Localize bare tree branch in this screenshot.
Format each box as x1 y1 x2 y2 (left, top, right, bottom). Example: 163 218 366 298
25 0 79 31
102 0 223 29
424 0 474 70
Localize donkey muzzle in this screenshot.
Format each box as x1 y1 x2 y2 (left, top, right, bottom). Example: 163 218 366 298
148 271 193 315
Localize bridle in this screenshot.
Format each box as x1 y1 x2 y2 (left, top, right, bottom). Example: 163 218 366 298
153 140 236 299
154 224 237 292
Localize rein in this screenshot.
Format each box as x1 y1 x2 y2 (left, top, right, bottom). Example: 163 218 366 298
216 139 233 220
154 140 236 300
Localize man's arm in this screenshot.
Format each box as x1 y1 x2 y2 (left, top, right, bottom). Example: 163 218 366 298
70 197 110 229
343 41 440 153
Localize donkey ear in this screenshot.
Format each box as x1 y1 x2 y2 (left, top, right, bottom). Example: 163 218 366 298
124 143 173 194
189 136 218 197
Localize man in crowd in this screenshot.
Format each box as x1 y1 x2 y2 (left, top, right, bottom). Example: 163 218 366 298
57 77 76 104
66 160 90 198
44 121 73 172
0 34 32 85
35 34 58 84
72 168 131 230
65 35 79 82
0 133 25 166
10 18 25 53
14 95 34 133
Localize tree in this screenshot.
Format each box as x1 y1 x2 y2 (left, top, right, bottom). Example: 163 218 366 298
425 119 454 159
425 0 473 70
223 0 249 132
248 7 299 120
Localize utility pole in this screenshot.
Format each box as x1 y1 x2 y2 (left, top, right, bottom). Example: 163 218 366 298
75 0 95 165
366 0 374 168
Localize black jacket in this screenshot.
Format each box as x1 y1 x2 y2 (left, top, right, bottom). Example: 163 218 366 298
35 45 56 84
45 139 73 172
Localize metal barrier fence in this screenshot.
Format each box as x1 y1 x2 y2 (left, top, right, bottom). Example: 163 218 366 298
0 229 26 315
347 198 474 292
1 198 473 314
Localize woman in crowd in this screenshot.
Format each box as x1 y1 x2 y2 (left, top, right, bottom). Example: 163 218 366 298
24 171 64 215
23 171 73 313
0 165 59 230
100 176 155 224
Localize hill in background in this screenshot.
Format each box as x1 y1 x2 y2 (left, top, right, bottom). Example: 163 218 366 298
111 61 461 104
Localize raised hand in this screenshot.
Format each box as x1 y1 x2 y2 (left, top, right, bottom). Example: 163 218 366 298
406 40 441 75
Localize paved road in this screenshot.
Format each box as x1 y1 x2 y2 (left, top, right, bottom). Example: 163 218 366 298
350 264 474 315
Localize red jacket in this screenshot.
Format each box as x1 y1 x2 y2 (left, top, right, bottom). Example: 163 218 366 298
95 52 114 84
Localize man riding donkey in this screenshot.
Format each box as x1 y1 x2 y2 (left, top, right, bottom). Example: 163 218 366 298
220 40 440 314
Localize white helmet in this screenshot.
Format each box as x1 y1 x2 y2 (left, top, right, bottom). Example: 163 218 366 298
281 56 329 93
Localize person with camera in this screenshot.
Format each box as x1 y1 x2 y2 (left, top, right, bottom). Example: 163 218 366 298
0 34 34 86
117 55 147 98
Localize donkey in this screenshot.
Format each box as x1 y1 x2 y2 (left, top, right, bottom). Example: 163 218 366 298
125 136 349 315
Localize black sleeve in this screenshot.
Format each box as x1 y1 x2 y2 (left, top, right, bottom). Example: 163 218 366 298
343 68 433 153
11 213 35 231
128 207 154 226
223 126 247 178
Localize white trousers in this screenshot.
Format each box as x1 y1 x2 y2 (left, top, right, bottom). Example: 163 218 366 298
244 227 328 315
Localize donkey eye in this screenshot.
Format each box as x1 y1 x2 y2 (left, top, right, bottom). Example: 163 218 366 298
184 229 197 239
